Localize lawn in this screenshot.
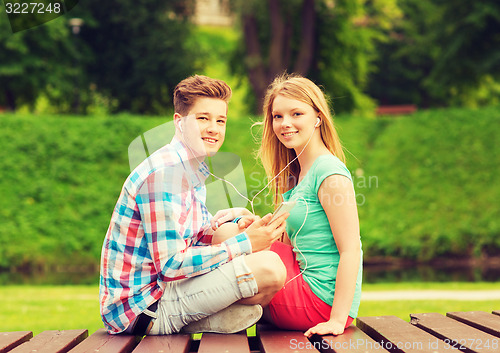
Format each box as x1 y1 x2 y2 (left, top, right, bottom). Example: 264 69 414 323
1 283 497 335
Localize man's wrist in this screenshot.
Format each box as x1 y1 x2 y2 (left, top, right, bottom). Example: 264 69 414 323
232 216 243 224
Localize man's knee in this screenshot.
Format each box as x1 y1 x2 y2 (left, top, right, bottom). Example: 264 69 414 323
246 251 286 292
264 251 286 291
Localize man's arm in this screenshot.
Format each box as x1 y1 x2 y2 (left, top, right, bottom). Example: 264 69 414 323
137 169 253 281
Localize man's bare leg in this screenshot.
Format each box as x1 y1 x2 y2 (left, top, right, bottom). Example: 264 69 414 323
211 222 286 306
238 251 286 306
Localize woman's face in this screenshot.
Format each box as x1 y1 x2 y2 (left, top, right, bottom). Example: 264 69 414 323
271 94 319 151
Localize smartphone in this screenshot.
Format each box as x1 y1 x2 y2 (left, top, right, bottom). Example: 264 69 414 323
269 200 297 223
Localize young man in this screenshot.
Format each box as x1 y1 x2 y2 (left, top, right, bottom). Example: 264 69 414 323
100 75 288 335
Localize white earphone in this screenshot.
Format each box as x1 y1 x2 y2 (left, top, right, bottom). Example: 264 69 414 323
315 117 321 127
179 121 183 133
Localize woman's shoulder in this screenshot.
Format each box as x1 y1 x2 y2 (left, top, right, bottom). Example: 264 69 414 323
312 154 351 179
307 154 352 194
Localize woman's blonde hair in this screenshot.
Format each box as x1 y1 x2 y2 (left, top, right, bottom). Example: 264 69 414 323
257 73 345 205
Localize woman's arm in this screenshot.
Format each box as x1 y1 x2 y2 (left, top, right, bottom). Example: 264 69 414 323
304 174 361 337
280 231 292 245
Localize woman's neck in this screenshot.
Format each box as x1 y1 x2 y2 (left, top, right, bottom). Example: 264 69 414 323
296 137 330 179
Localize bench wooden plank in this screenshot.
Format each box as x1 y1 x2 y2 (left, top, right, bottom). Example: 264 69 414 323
376 105 417 116
411 312 499 353
198 332 250 353
0 332 33 353
357 316 450 352
8 330 87 353
132 334 191 353
311 324 390 353
257 326 319 353
67 329 138 353
493 310 500 317
447 311 500 338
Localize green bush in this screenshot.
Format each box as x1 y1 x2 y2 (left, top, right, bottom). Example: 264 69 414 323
0 114 165 269
355 106 500 260
0 106 498 269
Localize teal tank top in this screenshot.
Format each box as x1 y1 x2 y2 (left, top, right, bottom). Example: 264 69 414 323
282 154 363 318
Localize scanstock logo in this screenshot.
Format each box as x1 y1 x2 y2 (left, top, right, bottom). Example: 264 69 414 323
128 121 249 215
3 0 79 33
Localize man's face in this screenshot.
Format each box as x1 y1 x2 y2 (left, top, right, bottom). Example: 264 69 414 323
179 97 228 158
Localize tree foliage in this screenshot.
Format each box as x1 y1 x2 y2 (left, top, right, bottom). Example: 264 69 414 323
0 13 76 111
0 0 198 114
229 0 401 114
368 0 500 107
72 0 199 114
429 0 500 106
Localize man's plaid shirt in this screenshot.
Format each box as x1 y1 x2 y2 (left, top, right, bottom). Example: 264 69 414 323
99 136 252 334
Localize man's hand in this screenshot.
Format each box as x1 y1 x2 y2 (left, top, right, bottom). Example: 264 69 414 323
236 214 258 229
210 207 252 230
304 319 346 338
245 212 289 252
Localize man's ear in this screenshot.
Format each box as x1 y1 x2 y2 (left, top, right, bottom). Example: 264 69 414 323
173 113 183 131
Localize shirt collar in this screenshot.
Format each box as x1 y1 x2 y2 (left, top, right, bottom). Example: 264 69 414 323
170 136 209 186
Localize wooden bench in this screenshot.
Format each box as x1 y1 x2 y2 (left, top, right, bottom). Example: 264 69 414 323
376 104 417 116
2 310 499 352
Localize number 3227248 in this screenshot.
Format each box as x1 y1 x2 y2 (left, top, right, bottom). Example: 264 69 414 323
5 2 62 14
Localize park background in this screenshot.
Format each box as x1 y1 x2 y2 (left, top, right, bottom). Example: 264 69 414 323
0 0 499 334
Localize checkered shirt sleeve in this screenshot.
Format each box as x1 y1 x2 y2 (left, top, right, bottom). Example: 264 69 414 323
99 140 252 334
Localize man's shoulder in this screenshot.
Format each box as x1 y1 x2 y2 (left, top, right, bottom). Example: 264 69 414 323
124 143 184 195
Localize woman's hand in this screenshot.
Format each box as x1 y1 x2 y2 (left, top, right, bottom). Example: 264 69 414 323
210 207 252 230
304 319 346 338
245 213 289 252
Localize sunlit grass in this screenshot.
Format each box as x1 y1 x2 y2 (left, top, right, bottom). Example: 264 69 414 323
0 283 497 335
0 286 101 336
363 281 500 291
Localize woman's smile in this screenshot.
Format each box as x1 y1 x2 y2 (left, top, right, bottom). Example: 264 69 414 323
281 131 299 138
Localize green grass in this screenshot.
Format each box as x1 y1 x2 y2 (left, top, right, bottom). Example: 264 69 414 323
1 106 500 269
0 286 101 335
0 283 497 335
363 281 500 291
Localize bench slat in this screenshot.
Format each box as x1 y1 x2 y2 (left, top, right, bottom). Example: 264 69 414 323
131 334 191 353
376 105 417 115
357 316 450 352
257 328 319 353
311 324 390 353
198 332 250 353
411 312 499 353
8 330 87 353
0 332 33 353
493 310 500 317
67 329 138 353
447 311 500 338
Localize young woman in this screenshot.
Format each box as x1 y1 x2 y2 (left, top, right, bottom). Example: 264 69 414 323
258 73 363 337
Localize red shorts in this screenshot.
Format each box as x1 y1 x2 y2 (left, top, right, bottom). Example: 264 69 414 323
268 241 354 331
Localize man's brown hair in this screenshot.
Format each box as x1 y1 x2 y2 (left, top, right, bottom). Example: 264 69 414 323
173 75 232 116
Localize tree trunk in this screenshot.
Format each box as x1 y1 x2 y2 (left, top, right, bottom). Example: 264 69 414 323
243 14 268 113
268 0 285 80
282 13 293 71
4 88 16 111
294 0 316 75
